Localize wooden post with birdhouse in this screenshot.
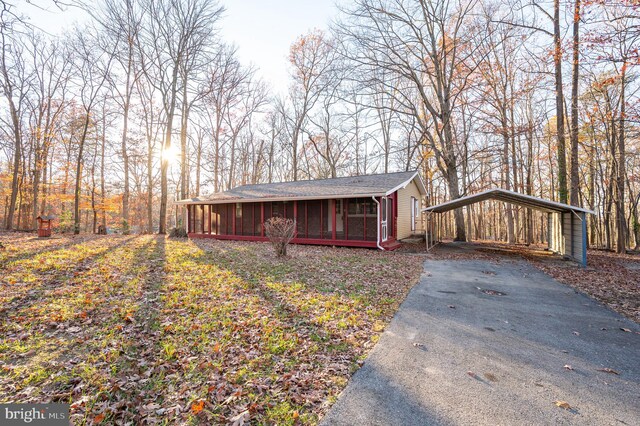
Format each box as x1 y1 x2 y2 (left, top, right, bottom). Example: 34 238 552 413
36 215 55 238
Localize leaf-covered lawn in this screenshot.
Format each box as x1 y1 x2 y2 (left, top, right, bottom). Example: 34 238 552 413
0 233 424 424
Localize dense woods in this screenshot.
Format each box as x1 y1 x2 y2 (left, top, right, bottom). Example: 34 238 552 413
0 0 638 251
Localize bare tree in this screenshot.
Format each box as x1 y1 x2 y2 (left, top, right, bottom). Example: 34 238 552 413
140 0 223 234
337 0 485 241
93 0 145 234
69 28 113 234
284 30 336 181
0 9 29 229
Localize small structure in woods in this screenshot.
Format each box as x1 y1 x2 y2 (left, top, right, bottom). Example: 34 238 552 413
36 215 56 238
423 188 595 266
176 171 426 250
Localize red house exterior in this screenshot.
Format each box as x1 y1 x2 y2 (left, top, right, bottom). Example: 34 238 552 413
178 171 426 250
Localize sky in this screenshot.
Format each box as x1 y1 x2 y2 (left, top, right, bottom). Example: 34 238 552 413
17 0 342 95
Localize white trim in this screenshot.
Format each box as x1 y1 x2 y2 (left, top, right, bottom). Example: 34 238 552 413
384 171 427 196
411 196 417 232
175 192 388 206
371 196 385 250
381 196 389 242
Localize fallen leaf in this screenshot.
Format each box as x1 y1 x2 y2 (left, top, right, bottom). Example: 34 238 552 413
554 400 572 410
191 400 205 414
93 413 105 424
563 365 574 371
620 328 631 333
230 410 250 426
484 372 498 382
572 331 580 336
596 368 619 375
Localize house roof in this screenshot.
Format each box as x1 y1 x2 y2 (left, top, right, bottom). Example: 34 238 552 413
423 188 595 215
176 171 426 205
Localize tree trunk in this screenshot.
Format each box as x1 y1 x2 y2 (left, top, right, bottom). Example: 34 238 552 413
554 0 568 204
147 126 154 234
616 64 627 253
4 96 21 230
74 112 91 234
159 64 180 235
101 114 107 231
121 81 132 235
180 81 188 199
569 0 581 206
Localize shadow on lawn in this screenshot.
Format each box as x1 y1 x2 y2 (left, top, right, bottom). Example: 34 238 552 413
189 239 359 332
182 240 379 417
1 236 172 423
0 234 112 268
99 235 169 424
0 237 164 406
0 235 138 319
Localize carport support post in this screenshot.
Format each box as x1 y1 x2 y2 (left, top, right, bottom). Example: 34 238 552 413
581 212 587 267
547 213 551 250
425 210 434 251
570 210 588 268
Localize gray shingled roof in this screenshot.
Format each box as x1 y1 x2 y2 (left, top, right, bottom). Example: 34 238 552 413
178 171 422 204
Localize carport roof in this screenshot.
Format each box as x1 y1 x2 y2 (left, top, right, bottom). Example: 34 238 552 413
423 188 596 215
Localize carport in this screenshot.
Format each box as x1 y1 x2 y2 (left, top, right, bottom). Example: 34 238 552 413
423 188 595 266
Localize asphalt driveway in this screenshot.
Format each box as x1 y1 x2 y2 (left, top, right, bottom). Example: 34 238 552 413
322 257 640 425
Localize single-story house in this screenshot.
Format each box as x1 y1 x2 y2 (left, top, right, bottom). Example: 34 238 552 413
176 170 426 250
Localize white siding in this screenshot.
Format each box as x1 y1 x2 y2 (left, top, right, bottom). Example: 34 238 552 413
548 211 587 266
397 179 424 240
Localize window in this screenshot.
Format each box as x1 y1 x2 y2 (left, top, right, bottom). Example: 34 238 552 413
236 203 242 218
381 197 387 222
194 205 203 233
347 198 377 216
411 197 418 231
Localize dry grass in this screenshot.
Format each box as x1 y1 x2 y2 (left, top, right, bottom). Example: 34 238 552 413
0 232 424 424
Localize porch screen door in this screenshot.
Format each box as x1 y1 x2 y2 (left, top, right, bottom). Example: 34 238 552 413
381 197 388 242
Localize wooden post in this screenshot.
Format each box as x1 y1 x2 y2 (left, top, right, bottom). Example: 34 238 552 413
260 202 265 237
293 201 298 238
344 199 348 240
363 199 367 240
305 201 308 238
332 199 337 240
232 204 236 235
320 201 324 239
